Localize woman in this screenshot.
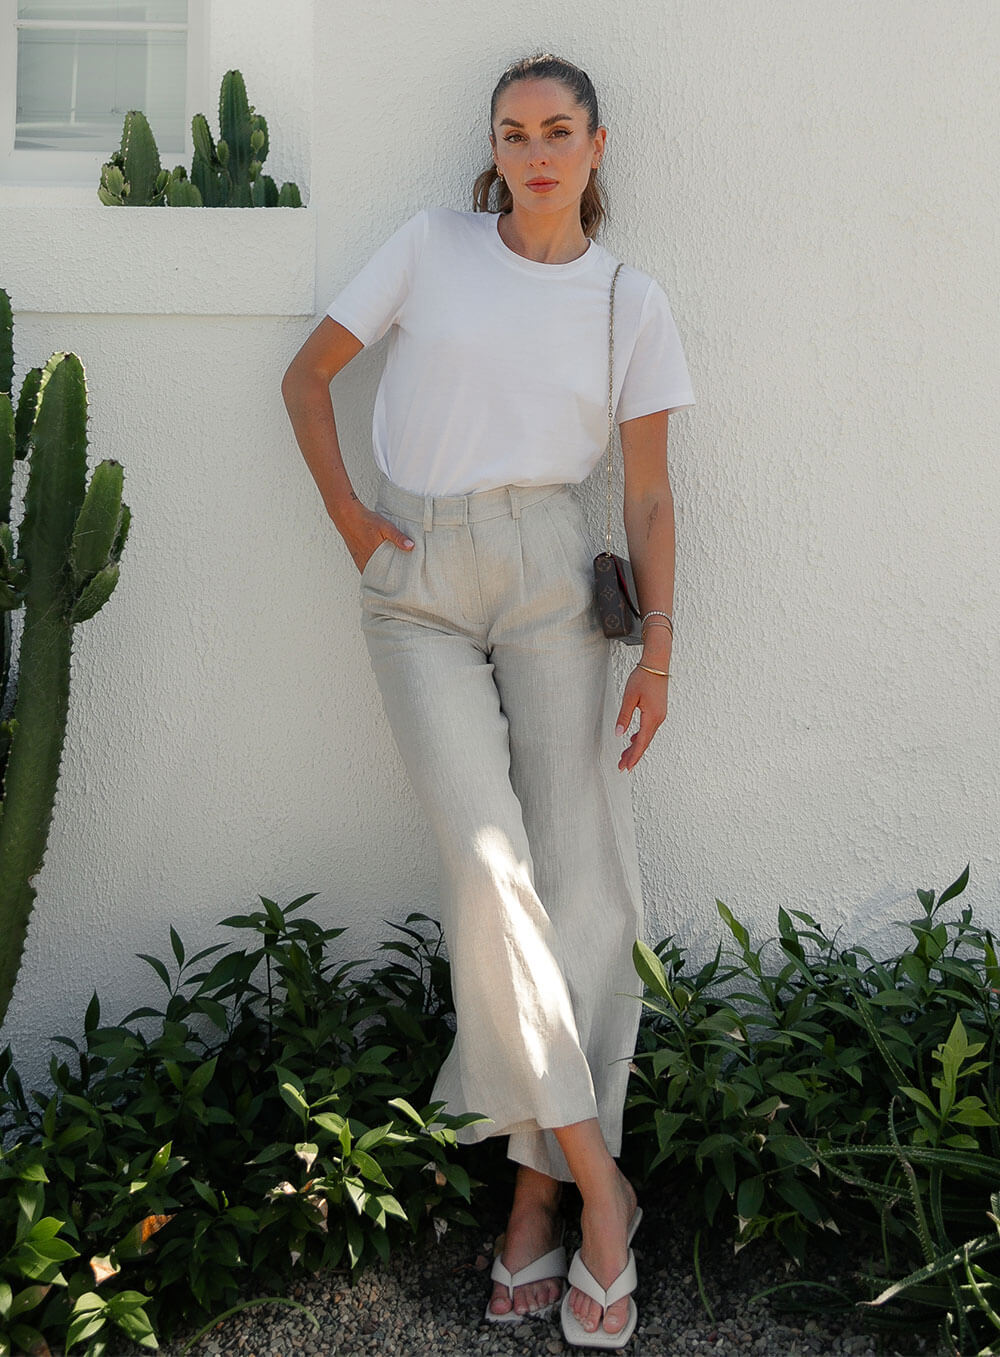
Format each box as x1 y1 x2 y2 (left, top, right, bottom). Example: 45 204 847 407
282 53 693 1349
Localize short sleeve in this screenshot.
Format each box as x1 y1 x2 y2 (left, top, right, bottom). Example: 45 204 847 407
325 210 430 347
616 278 695 423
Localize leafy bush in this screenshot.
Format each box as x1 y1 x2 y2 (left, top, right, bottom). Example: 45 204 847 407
625 865 1000 1351
4 871 998 1354
0 896 482 1354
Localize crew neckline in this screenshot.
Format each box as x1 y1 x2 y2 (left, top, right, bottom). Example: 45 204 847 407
485 212 598 278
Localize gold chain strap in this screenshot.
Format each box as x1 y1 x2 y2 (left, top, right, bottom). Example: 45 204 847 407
605 262 624 553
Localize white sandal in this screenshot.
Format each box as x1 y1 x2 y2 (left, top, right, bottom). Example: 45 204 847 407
484 1228 568 1324
559 1206 642 1350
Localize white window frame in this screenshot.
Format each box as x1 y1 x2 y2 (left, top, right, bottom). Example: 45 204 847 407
0 0 208 187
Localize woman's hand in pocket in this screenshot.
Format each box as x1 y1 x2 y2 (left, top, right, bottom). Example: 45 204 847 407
338 504 415 574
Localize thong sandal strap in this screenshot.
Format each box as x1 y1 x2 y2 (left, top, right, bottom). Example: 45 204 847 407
567 1249 637 1310
491 1243 568 1297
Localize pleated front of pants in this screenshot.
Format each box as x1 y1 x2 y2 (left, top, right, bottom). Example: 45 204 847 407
360 473 644 1183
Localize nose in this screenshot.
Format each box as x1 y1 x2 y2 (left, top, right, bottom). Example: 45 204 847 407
526 140 549 167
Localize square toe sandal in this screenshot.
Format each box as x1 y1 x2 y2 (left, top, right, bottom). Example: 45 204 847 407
559 1206 643 1350
484 1229 568 1324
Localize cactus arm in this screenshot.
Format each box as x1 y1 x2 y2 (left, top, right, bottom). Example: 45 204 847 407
98 158 127 205
14 368 42 460
120 110 164 206
252 175 279 208
69 563 119 624
251 114 269 166
166 176 203 207
277 182 302 208
70 459 123 586
111 502 131 563
219 71 253 206
0 396 12 527
0 353 88 1029
190 114 225 207
0 289 12 397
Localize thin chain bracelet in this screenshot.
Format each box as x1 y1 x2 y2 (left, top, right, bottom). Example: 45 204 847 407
636 663 669 677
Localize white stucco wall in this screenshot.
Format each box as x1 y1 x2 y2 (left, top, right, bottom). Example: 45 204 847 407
2 0 998 1084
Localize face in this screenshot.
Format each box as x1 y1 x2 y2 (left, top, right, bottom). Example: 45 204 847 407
491 78 606 220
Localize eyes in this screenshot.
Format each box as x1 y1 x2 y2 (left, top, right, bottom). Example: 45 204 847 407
502 126 572 143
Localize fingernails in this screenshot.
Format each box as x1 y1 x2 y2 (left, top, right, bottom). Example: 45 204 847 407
402 537 414 548
615 723 625 737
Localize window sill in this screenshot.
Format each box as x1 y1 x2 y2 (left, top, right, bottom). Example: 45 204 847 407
0 204 315 316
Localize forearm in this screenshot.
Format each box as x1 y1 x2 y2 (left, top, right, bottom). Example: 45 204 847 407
281 369 362 531
624 482 675 670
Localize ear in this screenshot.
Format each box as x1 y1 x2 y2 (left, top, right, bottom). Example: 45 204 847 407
592 124 608 167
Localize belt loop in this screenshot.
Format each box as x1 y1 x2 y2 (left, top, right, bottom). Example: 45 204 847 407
508 487 521 520
423 496 434 533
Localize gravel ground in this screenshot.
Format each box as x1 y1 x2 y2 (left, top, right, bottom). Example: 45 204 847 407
147 1195 940 1357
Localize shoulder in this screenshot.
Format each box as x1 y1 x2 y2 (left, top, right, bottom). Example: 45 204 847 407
591 244 665 308
419 206 494 239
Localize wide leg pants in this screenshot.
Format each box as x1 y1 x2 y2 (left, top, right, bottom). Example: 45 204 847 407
360 473 644 1183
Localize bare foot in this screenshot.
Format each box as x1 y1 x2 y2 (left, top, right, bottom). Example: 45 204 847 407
489 1170 564 1319
566 1169 638 1336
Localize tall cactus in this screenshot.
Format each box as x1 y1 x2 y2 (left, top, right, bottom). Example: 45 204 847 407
188 71 302 208
0 292 130 1030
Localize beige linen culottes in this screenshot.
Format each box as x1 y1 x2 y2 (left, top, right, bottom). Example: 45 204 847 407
360 472 644 1183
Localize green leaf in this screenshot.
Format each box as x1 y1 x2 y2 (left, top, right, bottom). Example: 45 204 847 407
767 1072 809 1100
737 1175 765 1221
774 1176 823 1223
354 1124 393 1154
438 1161 472 1201
632 939 670 998
387 1097 425 1128
65 1291 107 1352
350 1150 390 1187
900 1086 938 1116
937 863 970 908
716 901 749 950
136 953 172 990
185 1057 218 1099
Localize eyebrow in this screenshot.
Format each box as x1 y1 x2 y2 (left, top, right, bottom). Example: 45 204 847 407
497 113 576 128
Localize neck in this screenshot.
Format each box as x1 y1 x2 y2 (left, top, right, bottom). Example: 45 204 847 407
497 203 590 264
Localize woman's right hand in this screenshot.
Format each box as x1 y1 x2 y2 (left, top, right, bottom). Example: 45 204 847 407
339 502 415 573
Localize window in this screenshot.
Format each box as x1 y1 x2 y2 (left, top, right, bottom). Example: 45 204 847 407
0 0 206 186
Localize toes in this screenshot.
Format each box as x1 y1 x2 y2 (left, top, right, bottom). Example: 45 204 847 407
490 1289 512 1315
571 1289 600 1332
603 1296 629 1333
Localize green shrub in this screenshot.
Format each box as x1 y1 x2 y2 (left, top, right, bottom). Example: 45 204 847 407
625 865 1000 1351
0 896 482 1354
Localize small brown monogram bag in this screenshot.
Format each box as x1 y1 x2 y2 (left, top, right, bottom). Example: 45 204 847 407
593 263 642 644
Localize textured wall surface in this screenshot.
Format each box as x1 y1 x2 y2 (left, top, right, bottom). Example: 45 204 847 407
1 0 998 1083
0 207 314 313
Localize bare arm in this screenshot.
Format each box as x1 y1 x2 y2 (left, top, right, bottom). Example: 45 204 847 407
614 409 675 772
281 316 414 570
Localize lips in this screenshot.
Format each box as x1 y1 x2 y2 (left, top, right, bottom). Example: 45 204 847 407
526 178 558 191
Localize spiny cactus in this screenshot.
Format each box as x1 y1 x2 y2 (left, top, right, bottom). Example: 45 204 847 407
0 291 130 1030
190 70 301 208
99 109 172 206
99 71 302 208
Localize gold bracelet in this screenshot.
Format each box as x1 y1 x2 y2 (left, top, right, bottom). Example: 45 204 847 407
636 663 669 677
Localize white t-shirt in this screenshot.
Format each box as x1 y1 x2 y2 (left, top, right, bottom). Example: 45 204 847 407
326 208 694 497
